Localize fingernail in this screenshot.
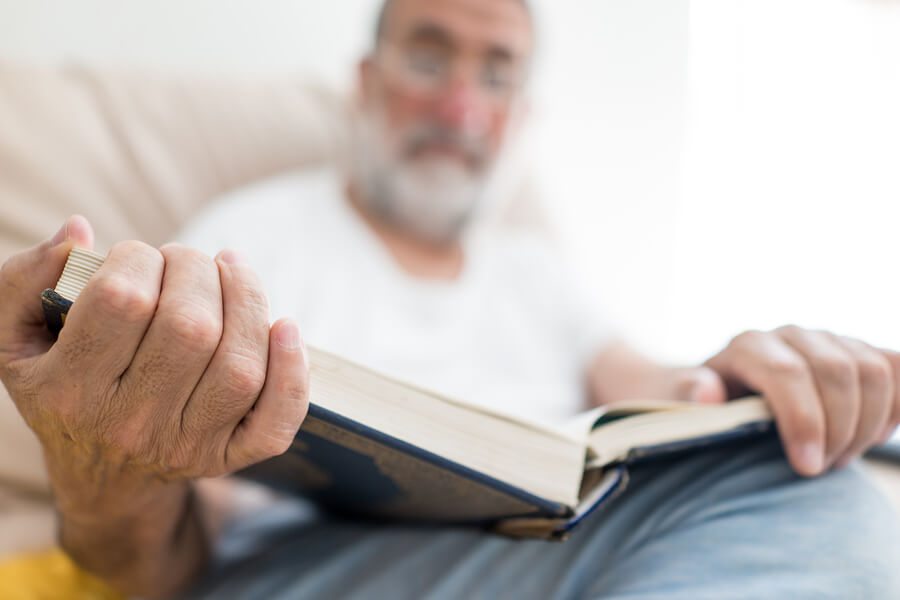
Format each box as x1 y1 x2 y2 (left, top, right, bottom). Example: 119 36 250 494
50 221 69 245
219 249 244 265
797 442 824 475
879 424 897 445
276 321 301 350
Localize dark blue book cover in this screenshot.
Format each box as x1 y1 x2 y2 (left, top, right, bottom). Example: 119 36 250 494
238 404 628 539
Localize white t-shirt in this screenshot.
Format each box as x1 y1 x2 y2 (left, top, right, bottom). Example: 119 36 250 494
177 169 618 423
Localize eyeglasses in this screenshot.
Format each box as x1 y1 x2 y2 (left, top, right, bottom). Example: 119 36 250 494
375 43 527 105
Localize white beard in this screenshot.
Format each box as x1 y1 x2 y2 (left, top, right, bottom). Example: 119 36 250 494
349 115 490 244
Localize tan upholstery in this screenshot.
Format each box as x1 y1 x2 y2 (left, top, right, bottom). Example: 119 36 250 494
0 62 352 258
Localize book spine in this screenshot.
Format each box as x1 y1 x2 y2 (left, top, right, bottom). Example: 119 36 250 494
491 465 629 541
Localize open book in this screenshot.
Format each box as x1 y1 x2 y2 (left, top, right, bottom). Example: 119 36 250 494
43 248 776 540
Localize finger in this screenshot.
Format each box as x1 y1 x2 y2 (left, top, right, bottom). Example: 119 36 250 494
776 326 860 467
705 330 827 476
225 318 309 472
49 239 163 382
0 215 94 361
832 336 893 467
672 366 728 405
877 349 900 442
118 244 223 420
183 250 270 441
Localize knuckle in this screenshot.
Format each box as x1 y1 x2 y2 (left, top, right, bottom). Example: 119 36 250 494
110 239 151 257
239 281 269 314
254 432 294 459
221 354 267 397
730 329 763 350
857 355 892 386
763 355 807 379
161 244 213 269
786 405 824 440
279 371 309 402
812 353 857 387
92 275 157 321
829 425 856 453
163 304 222 350
774 323 803 337
274 378 310 424
109 240 164 273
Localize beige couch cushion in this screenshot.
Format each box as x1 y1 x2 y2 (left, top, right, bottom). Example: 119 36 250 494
0 61 350 260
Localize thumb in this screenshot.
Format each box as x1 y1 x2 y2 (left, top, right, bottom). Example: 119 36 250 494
0 215 95 359
671 366 728 405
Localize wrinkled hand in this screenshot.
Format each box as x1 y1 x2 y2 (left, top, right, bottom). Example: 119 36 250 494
0 216 309 518
674 326 900 476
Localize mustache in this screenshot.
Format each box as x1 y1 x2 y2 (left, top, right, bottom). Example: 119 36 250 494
403 125 489 165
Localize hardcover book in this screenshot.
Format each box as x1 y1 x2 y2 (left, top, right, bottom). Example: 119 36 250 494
44 248 779 540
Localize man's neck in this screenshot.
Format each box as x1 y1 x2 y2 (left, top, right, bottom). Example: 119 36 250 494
345 185 466 281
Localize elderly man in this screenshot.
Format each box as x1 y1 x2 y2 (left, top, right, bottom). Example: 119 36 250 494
1 0 899 598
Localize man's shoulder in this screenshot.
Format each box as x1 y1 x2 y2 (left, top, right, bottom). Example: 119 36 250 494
197 168 341 229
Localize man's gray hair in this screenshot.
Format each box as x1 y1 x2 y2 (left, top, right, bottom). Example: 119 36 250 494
372 0 533 49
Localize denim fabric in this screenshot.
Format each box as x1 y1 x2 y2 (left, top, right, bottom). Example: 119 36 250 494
184 437 900 599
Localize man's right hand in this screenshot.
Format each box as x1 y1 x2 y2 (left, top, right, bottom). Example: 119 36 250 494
0 215 309 595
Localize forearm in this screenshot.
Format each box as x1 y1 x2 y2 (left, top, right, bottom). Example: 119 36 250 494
587 340 675 406
45 451 210 598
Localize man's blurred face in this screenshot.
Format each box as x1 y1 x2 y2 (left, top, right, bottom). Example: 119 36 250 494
352 0 533 243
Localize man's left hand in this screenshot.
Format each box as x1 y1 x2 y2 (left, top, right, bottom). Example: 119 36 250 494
687 325 900 476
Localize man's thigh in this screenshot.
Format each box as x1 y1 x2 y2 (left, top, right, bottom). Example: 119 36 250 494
582 437 900 599
185 438 900 599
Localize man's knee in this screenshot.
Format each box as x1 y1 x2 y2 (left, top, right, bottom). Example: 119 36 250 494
803 463 900 596
594 441 900 598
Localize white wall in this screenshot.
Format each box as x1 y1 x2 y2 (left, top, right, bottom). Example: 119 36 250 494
668 0 900 362
0 0 376 85
529 0 690 360
3 1 896 364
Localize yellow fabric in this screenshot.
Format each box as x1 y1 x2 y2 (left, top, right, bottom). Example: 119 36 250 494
0 549 123 600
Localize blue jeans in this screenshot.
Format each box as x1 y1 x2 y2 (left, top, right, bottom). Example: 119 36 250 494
185 437 900 599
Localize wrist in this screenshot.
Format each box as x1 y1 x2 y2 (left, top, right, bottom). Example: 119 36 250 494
42 439 188 525
57 481 207 597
